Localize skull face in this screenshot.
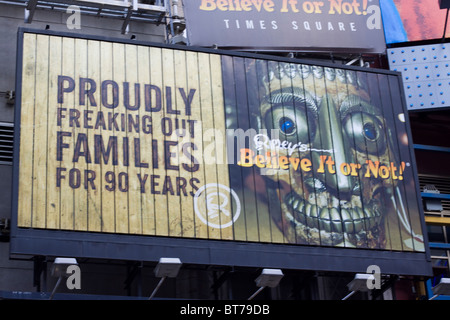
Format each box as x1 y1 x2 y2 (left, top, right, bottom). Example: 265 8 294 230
252 62 399 248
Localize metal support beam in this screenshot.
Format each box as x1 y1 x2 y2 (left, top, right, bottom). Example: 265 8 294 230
33 256 47 292
18 0 167 28
211 268 232 292
345 55 364 67
429 242 450 249
425 216 450 226
422 192 450 200
443 8 449 41
121 6 132 34
25 0 38 23
76 0 130 8
124 261 143 297
414 144 450 153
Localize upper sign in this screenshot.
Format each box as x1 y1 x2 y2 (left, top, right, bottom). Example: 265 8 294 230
183 0 386 53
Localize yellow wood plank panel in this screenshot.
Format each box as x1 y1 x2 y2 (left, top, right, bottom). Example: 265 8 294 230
32 34 50 229
137 45 156 236
209 54 233 240
149 47 169 237
185 51 208 240
112 42 129 234
161 48 182 237
197 52 222 240
125 43 142 235
171 49 189 237
46 35 62 230
59 37 76 231
73 38 88 231
86 39 102 232
174 51 197 237
18 35 232 242
99 40 116 233
17 33 36 228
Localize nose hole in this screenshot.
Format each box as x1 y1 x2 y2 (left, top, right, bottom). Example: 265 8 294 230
306 176 360 201
304 178 327 193
335 178 360 201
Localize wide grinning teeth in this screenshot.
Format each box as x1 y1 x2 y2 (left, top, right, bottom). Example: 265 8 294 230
284 191 381 234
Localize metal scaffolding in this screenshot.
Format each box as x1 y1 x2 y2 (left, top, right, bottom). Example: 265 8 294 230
0 0 168 34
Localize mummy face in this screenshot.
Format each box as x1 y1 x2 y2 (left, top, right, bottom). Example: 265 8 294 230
252 63 398 248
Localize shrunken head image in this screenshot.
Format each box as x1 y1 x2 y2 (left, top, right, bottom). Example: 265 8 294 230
225 58 424 251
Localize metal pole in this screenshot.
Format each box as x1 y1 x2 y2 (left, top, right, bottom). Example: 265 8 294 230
149 276 166 300
443 8 449 41
49 276 62 300
248 286 265 300
167 0 175 43
342 290 357 300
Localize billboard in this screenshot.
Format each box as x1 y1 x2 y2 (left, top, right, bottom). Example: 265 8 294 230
11 29 431 275
381 0 450 44
183 0 386 53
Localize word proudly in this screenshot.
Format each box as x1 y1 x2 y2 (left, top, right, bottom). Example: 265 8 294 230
58 75 196 116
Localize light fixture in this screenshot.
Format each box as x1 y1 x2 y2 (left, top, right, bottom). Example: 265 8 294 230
49 257 78 300
148 257 182 300
248 268 284 300
423 185 443 212
430 278 450 300
342 273 374 300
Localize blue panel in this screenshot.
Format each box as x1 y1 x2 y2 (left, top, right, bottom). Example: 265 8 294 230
421 193 450 200
429 242 450 249
414 144 450 153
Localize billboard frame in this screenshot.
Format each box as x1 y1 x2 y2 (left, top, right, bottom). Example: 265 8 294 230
11 28 432 276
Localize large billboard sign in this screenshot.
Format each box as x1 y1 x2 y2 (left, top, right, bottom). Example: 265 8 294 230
11 29 431 275
183 0 386 53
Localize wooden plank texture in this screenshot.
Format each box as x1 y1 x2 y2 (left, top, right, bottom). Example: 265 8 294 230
15 34 258 243
17 33 36 228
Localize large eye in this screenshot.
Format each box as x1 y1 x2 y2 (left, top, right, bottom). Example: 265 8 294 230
343 112 386 154
363 122 378 140
279 117 296 135
264 106 311 143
